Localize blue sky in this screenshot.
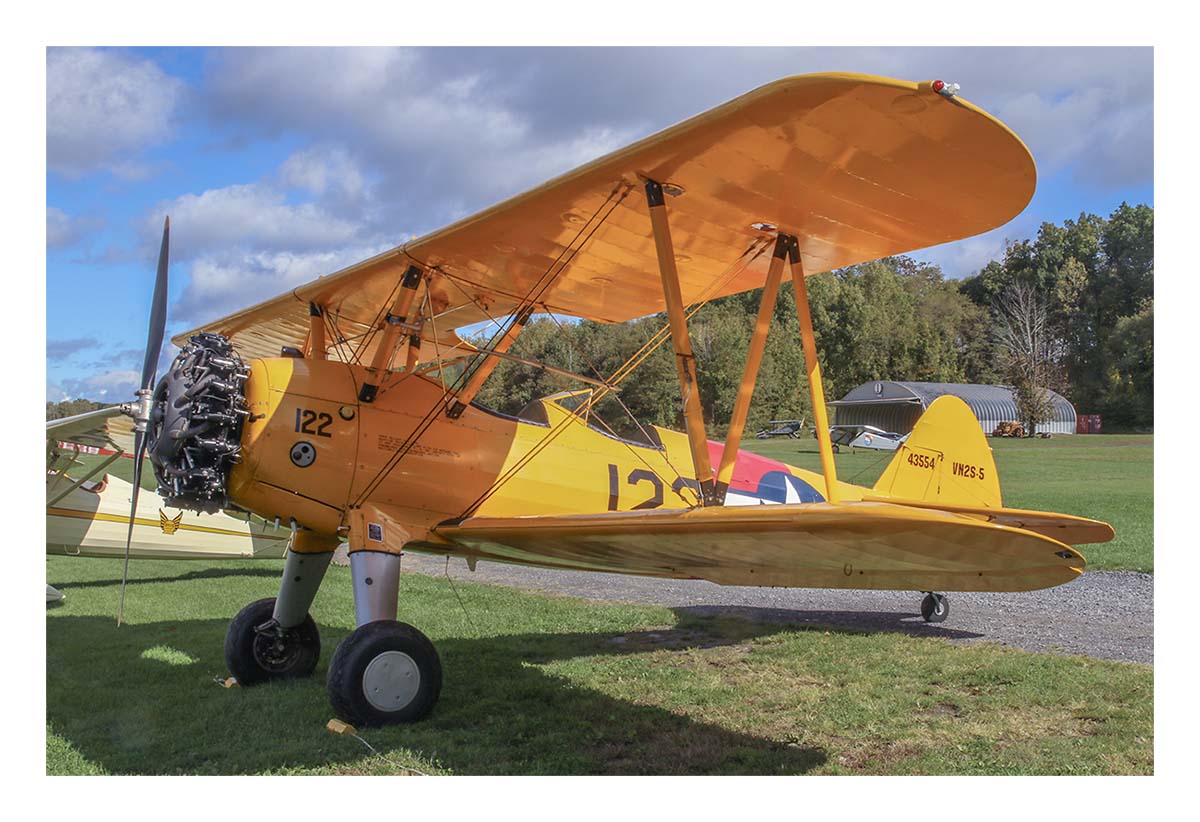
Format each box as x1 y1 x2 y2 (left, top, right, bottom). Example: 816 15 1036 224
45 46 1154 402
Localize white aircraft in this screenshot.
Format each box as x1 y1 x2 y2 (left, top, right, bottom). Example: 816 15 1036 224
828 424 908 453
47 407 289 599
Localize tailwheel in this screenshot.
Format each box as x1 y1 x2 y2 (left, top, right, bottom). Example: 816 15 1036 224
920 592 950 623
224 597 321 685
327 620 442 726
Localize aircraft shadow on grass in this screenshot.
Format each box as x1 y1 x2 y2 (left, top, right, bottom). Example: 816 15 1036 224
48 609 840 775
47 566 281 591
676 604 984 642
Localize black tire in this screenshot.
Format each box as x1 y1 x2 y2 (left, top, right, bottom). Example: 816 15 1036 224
224 597 321 686
920 592 950 623
327 620 442 726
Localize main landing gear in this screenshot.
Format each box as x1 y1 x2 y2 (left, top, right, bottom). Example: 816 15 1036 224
225 597 321 684
920 592 950 623
326 550 442 725
223 545 442 726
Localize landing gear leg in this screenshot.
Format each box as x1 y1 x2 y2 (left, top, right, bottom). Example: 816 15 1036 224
920 592 950 623
225 547 334 684
327 551 442 726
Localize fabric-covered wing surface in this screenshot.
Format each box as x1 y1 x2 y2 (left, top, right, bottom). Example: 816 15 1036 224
434 501 1082 593
175 73 1035 363
47 407 134 455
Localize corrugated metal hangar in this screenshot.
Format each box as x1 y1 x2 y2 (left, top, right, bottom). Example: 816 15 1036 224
830 381 1078 435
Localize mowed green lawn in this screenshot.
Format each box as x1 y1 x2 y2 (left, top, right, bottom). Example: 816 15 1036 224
741 434 1153 572
47 555 1152 775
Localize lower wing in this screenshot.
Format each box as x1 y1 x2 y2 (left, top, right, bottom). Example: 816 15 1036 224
432 500 1085 593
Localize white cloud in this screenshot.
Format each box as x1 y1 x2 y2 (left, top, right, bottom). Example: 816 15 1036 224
200 49 651 230
47 48 185 177
47 337 100 361
60 370 140 401
47 206 105 250
47 207 73 248
149 183 361 261
280 146 366 202
171 243 392 326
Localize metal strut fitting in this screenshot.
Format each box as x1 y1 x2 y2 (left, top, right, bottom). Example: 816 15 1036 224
359 265 424 403
308 302 326 360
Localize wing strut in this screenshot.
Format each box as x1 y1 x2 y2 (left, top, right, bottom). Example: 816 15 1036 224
306 302 326 360
714 234 790 500
787 237 840 501
446 305 533 419
359 264 425 402
47 447 125 508
644 178 718 506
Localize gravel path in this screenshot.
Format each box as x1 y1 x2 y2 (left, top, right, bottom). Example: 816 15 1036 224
401 554 1153 665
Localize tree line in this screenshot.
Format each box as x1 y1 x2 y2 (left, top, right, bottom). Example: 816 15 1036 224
474 202 1153 438
48 202 1151 435
46 398 108 420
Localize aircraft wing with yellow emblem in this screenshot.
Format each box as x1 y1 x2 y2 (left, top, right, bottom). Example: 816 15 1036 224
47 410 290 562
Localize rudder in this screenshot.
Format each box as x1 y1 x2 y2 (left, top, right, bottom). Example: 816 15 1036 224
873 396 1002 508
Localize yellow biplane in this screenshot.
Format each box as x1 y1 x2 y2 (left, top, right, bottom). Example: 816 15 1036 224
82 73 1113 726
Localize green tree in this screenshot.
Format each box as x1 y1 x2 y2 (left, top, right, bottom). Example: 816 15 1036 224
46 399 108 420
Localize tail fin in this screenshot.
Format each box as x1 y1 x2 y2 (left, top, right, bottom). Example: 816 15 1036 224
873 396 1002 508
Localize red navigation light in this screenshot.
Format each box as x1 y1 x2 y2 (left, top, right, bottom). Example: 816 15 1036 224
932 79 946 93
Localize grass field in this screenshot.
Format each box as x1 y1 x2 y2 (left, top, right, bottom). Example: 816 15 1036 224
741 434 1153 572
47 555 1152 775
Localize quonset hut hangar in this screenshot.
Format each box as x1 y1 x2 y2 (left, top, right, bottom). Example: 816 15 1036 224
829 382 1078 436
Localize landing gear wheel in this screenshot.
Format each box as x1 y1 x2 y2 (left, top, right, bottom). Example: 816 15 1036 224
224 597 321 685
327 620 442 726
920 592 949 623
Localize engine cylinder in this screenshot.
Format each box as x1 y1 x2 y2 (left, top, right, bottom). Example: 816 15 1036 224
146 333 249 512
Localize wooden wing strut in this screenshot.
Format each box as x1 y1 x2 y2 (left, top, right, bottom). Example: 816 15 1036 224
715 235 789 499
787 238 840 502
307 302 326 360
644 179 719 506
359 265 425 403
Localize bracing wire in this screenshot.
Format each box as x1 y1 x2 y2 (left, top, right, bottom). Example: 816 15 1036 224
541 310 696 505
443 556 480 636
350 184 629 508
455 237 773 518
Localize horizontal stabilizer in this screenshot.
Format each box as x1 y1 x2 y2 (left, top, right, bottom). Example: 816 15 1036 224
861 497 1114 545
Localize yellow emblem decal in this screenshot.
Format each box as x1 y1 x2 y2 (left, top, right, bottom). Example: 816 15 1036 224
159 510 184 535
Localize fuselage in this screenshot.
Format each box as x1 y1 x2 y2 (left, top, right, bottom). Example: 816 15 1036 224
229 357 868 553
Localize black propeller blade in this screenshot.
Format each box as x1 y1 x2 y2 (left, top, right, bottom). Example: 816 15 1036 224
117 216 170 626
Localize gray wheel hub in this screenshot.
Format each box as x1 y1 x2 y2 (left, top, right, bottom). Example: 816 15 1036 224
362 650 420 712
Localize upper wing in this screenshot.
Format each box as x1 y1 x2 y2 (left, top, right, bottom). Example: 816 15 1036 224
175 72 1035 362
47 407 134 455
